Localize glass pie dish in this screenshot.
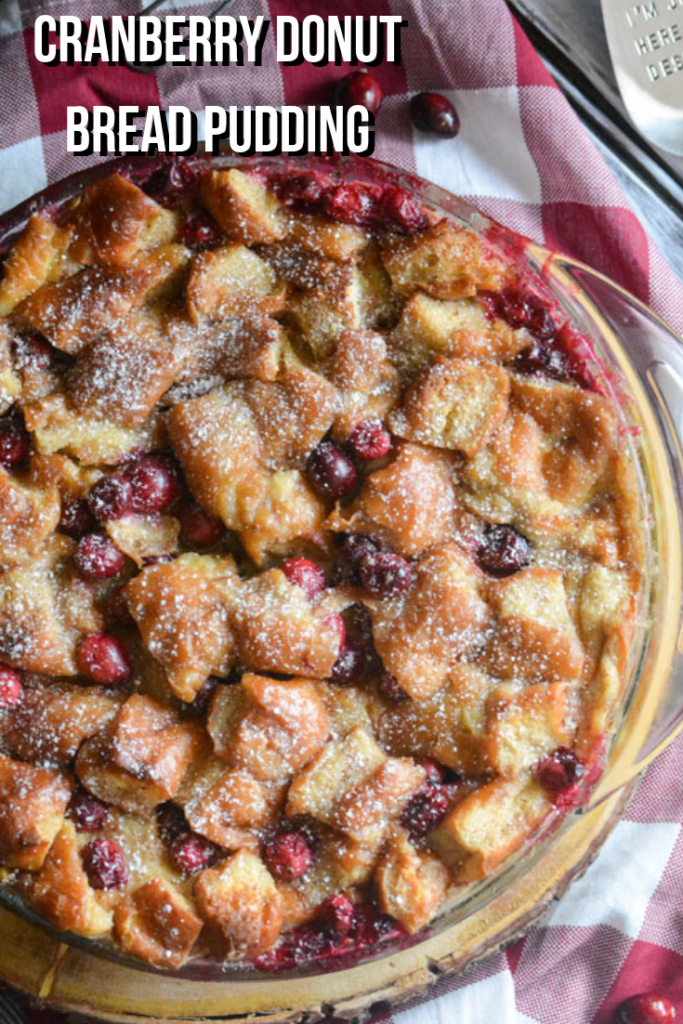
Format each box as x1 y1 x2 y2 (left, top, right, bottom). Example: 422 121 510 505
0 152 681 1021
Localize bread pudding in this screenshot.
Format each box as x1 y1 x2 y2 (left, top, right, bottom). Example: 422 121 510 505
0 159 644 971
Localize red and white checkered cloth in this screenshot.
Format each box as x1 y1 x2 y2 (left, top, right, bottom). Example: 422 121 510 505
1 1 683 1021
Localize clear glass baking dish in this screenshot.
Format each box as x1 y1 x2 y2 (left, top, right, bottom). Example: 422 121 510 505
0 153 681 1004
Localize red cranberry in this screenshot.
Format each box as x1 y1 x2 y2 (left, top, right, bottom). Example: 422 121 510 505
0 416 30 469
67 790 109 832
482 287 556 342
278 170 331 206
168 160 199 191
59 498 97 539
170 831 219 875
349 420 392 461
21 335 55 371
476 524 531 578
335 70 383 114
178 501 226 548
416 758 448 784
377 669 409 703
74 533 125 580
317 893 355 941
280 557 326 601
358 551 413 598
323 183 378 228
618 994 677 1024
125 455 179 515
410 92 460 137
156 802 189 845
330 637 368 686
77 633 132 686
341 533 383 565
325 613 347 649
82 838 128 890
191 675 221 715
378 186 428 235
401 782 451 837
178 215 223 249
348 904 398 946
0 667 23 708
89 474 133 522
306 442 358 500
264 830 314 881
537 747 585 800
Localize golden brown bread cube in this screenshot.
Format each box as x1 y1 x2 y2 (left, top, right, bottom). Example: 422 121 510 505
378 663 495 773
331 329 400 439
4 681 121 767
25 821 112 936
230 571 342 680
76 695 208 816
0 468 60 568
125 555 236 703
371 545 492 700
376 826 449 934
200 169 285 245
334 444 457 557
390 357 510 457
391 292 529 365
178 756 270 849
579 563 636 660
208 673 330 784
491 567 585 682
194 849 283 958
25 393 165 466
0 324 21 414
114 877 203 968
332 757 426 840
17 263 172 356
67 174 178 265
106 513 179 569
186 245 285 323
287 726 392 836
167 384 269 529
483 682 577 777
429 777 551 882
288 263 384 361
0 215 75 317
238 470 326 567
285 210 369 262
171 314 286 386
66 313 191 428
380 220 507 300
0 753 70 870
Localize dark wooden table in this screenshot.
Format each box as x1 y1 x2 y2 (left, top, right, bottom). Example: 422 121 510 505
508 0 683 279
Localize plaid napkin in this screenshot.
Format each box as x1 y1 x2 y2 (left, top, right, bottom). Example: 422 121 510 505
2 1 683 1022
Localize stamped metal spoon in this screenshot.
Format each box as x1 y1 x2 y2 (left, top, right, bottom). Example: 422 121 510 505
601 0 683 155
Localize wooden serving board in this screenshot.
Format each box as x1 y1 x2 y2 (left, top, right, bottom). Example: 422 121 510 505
0 782 635 1024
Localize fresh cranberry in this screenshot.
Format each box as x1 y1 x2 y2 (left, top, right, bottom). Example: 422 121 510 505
178 501 226 548
401 782 451 837
0 415 30 469
330 638 368 686
416 758 448 784
280 557 326 601
377 669 409 703
410 92 460 137
156 802 189 846
67 790 109 833
178 215 223 249
317 894 355 941
476 523 531 578
89 474 134 522
264 830 314 881
348 904 398 946
618 994 677 1024
170 831 219 875
77 633 132 686
306 442 358 499
74 533 125 580
323 183 377 228
537 747 585 800
22 335 55 370
82 838 128 890
379 185 428 234
0 667 23 708
168 160 199 191
341 533 383 564
349 420 392 462
335 70 383 114
191 675 220 715
358 551 413 598
324 613 347 649
125 455 179 515
59 498 97 539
